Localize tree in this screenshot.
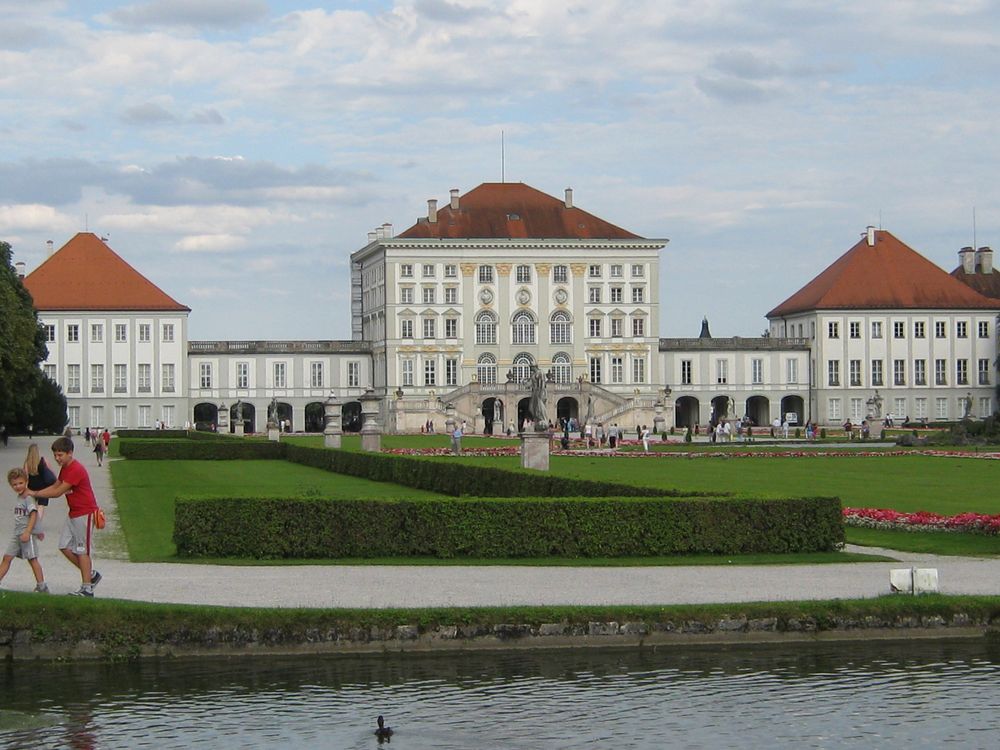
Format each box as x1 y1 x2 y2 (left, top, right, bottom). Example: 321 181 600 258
0 240 48 428
28 374 68 434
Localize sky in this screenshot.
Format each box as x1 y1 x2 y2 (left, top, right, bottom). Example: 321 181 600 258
2 0 1000 341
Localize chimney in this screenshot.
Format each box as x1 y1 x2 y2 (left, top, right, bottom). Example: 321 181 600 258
866 226 876 247
977 246 993 274
14 261 26 279
450 188 460 210
564 187 573 209
375 226 384 241
367 231 377 244
427 199 438 223
959 246 976 274
382 222 393 238
46 240 54 256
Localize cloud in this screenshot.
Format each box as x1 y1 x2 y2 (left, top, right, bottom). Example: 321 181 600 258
0 203 69 232
191 107 226 125
174 233 246 253
108 0 269 30
122 101 178 124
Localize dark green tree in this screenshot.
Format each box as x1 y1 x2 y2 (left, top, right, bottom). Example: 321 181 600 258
27 373 68 434
0 240 48 429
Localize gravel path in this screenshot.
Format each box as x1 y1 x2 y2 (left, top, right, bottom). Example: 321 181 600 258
2 436 997 608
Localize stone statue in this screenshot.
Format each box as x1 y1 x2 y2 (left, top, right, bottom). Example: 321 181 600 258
527 366 548 430
267 397 279 426
867 389 883 419
963 392 973 419
234 400 243 422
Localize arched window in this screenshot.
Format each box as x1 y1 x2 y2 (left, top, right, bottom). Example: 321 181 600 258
475 310 498 345
512 353 534 383
552 352 572 384
476 353 497 385
550 311 572 344
512 311 536 345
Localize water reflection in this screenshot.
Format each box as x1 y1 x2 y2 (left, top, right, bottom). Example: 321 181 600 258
3 639 1000 749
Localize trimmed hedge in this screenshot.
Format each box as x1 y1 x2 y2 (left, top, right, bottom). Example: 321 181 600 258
119 440 286 461
285 444 718 499
116 429 189 439
173 495 845 558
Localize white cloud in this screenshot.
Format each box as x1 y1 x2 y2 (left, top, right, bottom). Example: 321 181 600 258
0 203 69 231
174 233 246 253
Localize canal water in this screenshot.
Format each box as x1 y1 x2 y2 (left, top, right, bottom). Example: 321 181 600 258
3 638 999 749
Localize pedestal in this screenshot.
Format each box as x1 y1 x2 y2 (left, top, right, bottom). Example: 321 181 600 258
267 422 280 442
324 433 342 449
361 431 381 452
520 431 551 471
235 424 245 436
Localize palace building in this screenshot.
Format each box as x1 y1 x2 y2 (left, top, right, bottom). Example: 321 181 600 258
18 183 1000 433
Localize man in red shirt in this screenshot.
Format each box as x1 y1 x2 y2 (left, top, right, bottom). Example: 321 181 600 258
31 437 102 597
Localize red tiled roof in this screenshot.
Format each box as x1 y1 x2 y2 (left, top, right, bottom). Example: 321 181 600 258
397 183 642 240
767 230 1000 318
951 266 1000 300
23 233 190 312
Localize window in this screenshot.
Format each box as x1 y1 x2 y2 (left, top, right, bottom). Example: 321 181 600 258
273 362 286 388
980 397 992 418
91 406 103 428
956 359 968 385
163 324 174 342
610 356 624 384
445 358 458 386
716 359 728 385
552 353 572 384
786 358 798 384
588 287 601 304
512 354 533 383
589 356 602 383
91 323 103 343
588 264 601 278
681 360 693 385
114 364 127 393
422 264 434 278
915 397 927 420
422 318 436 339
828 398 841 421
444 287 458 304
400 287 413 304
631 264 644 278
611 318 623 337
935 321 946 338
828 322 839 339
68 406 80 429
230 362 246 389
850 398 863 421
894 359 905 386
90 364 104 393
516 265 531 283
138 363 151 392
550 311 572 344
348 361 360 387
894 398 907 419
632 357 646 384
115 323 127 342
849 322 861 339
511 312 535 344
914 321 926 338
751 359 763 385
553 265 568 283
402 359 414 386
67 324 79 343
893 321 905 339
43 364 56 381
478 265 494 284
935 358 947 385
476 354 496 385
610 264 623 278
979 358 990 385
828 360 840 386
44 324 56 342
936 398 948 420
979 321 989 338
311 362 324 388
588 318 602 338
422 287 435 304
610 287 623 303
401 319 414 339
137 405 150 428
114 405 127 429
139 324 151 342
914 359 926 386
849 359 862 387
957 321 968 338
67 364 80 393
445 318 458 338
423 359 436 386
632 317 645 337
444 264 457 278
400 264 413 278
871 321 883 339
200 362 213 389
631 287 645 304
871 360 883 386
475 311 497 345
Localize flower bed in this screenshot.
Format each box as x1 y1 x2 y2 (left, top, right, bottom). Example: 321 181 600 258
383 447 1000 459
843 507 1000 535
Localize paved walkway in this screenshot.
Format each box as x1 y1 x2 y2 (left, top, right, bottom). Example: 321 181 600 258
1 435 997 608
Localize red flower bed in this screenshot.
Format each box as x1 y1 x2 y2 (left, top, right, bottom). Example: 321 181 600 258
843 507 1000 535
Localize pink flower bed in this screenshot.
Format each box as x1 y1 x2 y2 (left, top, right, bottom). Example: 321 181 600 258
843 507 1000 535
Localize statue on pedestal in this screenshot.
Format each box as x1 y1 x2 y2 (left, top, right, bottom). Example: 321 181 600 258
527 366 548 431
267 397 279 427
